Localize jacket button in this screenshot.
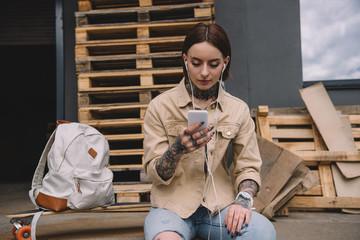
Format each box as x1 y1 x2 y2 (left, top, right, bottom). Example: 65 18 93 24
226 131 231 136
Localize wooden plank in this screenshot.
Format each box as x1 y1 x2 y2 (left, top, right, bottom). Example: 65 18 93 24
78 67 182 78
256 106 272 141
268 115 312 125
75 36 184 56
287 196 360 209
78 106 147 122
76 51 181 62
79 107 147 122
77 68 182 92
270 128 313 139
78 90 152 107
77 0 214 10
6 203 151 218
75 3 214 27
110 149 144 156
105 133 144 141
139 0 152 7
109 164 143 169
295 151 360 162
311 119 336 198
75 21 211 44
277 142 315 152
318 165 335 197
251 105 360 118
194 7 212 18
113 184 151 191
79 84 177 93
76 51 181 72
78 0 92 11
299 82 359 178
81 119 144 127
79 103 148 111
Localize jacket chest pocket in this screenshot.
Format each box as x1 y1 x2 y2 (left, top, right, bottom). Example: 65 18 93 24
166 122 187 145
216 125 239 143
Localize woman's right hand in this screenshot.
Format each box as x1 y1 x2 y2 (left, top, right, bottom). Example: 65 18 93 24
176 122 215 154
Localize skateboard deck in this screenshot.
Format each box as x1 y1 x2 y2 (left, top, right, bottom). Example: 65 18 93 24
6 202 151 218
7 202 151 239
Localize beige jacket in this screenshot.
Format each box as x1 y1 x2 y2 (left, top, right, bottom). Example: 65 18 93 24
143 79 262 218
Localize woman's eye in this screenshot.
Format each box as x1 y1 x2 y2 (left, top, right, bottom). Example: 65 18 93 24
209 63 220 68
191 62 200 66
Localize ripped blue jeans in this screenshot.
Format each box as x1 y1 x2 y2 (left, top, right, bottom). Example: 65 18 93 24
144 205 276 240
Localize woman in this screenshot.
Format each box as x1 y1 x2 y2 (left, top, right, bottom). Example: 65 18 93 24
143 23 276 240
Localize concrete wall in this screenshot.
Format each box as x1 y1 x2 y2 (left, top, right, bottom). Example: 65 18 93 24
214 0 360 109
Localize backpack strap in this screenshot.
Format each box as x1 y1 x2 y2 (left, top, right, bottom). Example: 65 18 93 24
29 129 57 206
31 210 45 240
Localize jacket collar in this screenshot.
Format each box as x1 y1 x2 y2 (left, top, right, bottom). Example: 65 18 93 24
177 78 225 111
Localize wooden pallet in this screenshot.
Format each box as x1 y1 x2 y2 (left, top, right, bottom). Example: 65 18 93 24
78 86 171 108
75 21 212 44
75 36 184 59
255 105 360 212
76 2 214 27
78 68 183 92
80 118 147 184
78 0 214 11
76 51 182 72
113 183 152 203
75 0 215 187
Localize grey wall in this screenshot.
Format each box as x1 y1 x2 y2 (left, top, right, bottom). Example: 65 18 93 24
215 0 359 108
215 0 304 108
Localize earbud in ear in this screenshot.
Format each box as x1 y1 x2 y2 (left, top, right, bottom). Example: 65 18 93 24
222 63 226 73
185 61 188 71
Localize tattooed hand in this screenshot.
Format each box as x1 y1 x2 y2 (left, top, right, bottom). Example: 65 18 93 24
155 122 215 181
225 179 259 237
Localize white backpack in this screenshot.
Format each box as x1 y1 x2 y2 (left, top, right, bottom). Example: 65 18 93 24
29 121 115 212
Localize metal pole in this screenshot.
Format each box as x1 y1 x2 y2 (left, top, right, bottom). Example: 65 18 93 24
55 0 64 120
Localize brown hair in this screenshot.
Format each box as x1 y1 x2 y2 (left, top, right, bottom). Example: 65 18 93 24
182 23 231 81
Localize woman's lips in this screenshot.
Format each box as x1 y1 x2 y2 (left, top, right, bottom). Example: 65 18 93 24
198 79 211 85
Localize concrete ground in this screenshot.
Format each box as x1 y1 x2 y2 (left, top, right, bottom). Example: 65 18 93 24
1 182 360 240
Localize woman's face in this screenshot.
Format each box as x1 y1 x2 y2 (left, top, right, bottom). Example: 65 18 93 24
183 41 230 91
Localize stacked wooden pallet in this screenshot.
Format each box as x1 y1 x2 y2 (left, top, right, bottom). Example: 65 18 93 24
254 105 360 213
75 0 215 201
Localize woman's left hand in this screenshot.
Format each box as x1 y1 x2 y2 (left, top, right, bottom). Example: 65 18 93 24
225 202 251 237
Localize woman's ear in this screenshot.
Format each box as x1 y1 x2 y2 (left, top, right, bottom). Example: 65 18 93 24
182 53 187 64
224 56 230 68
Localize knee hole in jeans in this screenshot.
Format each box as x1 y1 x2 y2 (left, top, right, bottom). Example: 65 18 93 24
154 231 183 240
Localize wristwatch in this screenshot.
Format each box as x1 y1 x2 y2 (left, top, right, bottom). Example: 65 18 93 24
236 191 254 209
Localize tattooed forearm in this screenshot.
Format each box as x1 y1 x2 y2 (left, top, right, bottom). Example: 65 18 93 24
235 196 252 210
234 179 259 210
239 179 259 197
156 136 187 181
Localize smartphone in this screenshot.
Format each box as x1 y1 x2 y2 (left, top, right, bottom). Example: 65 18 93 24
188 110 208 133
